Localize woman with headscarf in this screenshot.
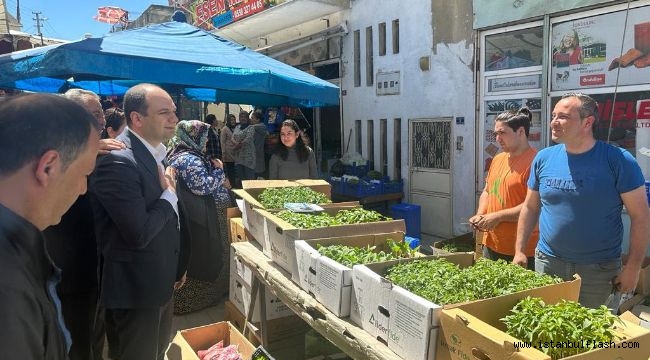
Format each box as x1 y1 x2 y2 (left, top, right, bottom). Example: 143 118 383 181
166 120 231 314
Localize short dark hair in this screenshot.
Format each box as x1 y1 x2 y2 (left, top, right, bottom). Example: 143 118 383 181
495 107 532 136
0 93 98 175
562 92 599 129
123 83 157 126
205 114 217 125
102 107 126 139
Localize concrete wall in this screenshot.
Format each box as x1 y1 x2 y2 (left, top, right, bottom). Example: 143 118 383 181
341 0 476 235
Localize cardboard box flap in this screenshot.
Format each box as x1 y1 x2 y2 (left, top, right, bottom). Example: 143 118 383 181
440 308 549 359
169 321 255 360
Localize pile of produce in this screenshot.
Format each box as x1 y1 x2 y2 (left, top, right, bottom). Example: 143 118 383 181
276 208 391 229
439 240 475 253
197 340 242 360
257 186 331 209
502 297 621 359
385 258 562 305
317 238 418 267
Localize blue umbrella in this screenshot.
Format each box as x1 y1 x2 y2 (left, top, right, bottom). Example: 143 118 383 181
0 21 339 107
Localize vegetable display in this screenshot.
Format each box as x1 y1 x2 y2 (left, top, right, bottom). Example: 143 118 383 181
276 208 391 229
502 297 621 359
316 238 418 267
257 186 331 209
385 258 562 305
439 241 474 253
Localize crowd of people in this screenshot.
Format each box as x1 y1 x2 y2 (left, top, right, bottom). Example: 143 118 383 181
0 83 321 360
2 86 648 360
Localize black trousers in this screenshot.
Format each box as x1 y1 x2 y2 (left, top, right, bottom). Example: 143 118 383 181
59 291 105 360
106 298 174 360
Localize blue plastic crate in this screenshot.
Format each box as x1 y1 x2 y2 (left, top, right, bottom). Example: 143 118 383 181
341 178 381 197
328 176 344 194
382 179 403 194
342 162 369 177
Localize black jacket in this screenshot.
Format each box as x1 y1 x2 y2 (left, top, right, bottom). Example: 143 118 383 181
90 130 180 309
0 203 69 360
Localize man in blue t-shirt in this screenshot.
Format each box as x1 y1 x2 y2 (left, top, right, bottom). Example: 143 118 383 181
513 93 650 308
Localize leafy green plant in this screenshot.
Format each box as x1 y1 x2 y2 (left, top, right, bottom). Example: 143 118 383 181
317 238 417 267
276 211 339 229
276 208 390 229
334 208 390 223
257 186 331 209
440 241 474 253
385 258 562 305
502 297 621 359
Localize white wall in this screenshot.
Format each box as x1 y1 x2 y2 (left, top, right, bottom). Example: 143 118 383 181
341 0 476 235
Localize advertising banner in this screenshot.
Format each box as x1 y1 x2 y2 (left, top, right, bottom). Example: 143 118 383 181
551 5 650 91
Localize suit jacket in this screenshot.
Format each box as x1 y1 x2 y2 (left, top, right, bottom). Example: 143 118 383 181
90 130 180 309
44 194 98 295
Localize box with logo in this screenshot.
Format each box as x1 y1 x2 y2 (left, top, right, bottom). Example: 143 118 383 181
350 254 581 360
228 248 293 322
257 205 406 282
294 231 407 316
440 293 650 359
233 179 332 252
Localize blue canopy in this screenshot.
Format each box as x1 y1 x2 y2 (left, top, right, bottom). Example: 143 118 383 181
0 21 339 107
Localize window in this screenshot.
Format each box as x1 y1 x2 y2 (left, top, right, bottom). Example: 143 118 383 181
354 30 360 87
380 119 387 176
484 26 543 71
366 26 374 86
367 120 374 168
392 19 399 54
355 120 362 154
394 118 401 180
379 22 386 56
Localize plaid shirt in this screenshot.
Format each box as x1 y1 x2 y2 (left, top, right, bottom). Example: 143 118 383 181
206 127 222 160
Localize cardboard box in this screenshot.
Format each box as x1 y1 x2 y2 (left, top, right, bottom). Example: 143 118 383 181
229 217 253 243
440 299 650 359
350 254 581 360
229 271 293 322
230 245 254 287
233 179 332 251
258 205 406 281
637 264 650 295
294 231 406 316
167 321 255 360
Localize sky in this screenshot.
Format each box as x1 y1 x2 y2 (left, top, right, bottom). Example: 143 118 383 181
6 0 170 41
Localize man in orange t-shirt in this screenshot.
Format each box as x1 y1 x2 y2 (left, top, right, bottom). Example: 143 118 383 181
470 108 538 269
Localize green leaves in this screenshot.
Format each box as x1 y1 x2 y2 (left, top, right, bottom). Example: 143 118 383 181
385 258 562 305
316 238 417 267
258 186 332 209
502 297 621 359
276 208 390 229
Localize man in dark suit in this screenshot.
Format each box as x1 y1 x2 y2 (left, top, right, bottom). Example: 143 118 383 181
90 83 182 360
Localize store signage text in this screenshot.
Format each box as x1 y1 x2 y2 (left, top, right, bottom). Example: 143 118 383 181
232 0 265 21
580 74 605 86
595 99 650 128
487 75 540 93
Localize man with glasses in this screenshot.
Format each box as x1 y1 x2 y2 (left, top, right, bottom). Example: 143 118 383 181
514 93 650 308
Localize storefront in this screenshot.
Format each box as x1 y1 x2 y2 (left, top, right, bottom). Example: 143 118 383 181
475 0 650 181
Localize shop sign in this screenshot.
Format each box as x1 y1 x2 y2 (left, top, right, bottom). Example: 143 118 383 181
551 5 650 91
487 74 541 93
193 0 269 29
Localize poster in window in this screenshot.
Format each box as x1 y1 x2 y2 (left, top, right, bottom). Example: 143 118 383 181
551 5 650 91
